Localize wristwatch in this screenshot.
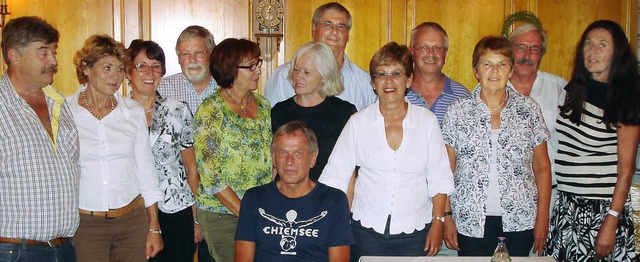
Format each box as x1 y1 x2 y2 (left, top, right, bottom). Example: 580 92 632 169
433 216 445 223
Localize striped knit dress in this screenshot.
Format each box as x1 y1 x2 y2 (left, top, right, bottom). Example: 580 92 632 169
544 79 636 261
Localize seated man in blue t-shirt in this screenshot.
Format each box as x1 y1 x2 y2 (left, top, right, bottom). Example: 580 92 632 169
235 120 355 262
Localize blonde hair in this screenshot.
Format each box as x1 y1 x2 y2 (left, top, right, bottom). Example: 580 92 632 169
288 42 344 97
73 35 129 84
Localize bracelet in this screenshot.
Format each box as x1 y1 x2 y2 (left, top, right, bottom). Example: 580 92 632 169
148 229 162 234
433 216 445 223
194 219 200 225
607 209 620 219
444 211 453 217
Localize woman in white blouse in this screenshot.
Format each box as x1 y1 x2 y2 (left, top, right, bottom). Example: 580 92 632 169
441 36 551 256
68 35 164 261
319 42 454 261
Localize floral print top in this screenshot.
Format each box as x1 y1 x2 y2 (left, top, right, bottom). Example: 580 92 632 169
193 89 272 214
149 93 195 213
442 85 549 238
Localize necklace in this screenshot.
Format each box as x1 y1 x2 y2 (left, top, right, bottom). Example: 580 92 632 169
224 88 253 115
488 91 509 111
145 108 153 113
82 89 115 120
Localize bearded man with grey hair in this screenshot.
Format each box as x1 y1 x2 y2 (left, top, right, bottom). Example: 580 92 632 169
157 25 219 114
156 25 218 262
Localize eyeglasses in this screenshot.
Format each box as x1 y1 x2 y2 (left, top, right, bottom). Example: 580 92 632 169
373 71 405 81
413 45 445 54
177 50 209 60
513 44 543 54
317 21 350 32
238 59 263 71
134 63 163 73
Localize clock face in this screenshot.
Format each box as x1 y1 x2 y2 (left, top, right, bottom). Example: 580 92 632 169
256 0 283 29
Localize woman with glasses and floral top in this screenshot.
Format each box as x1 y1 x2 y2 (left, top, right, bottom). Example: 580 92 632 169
320 42 454 261
193 38 272 262
127 39 201 262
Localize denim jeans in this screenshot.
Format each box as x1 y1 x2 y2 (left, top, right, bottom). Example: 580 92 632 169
350 215 431 262
0 239 76 262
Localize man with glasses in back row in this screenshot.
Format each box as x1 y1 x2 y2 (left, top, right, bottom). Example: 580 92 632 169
407 22 470 127
265 2 376 111
406 22 470 257
506 24 566 255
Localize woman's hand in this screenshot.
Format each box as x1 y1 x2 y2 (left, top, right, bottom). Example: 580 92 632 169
443 217 459 251
146 231 164 259
194 223 204 243
424 220 443 256
532 213 549 256
594 215 618 259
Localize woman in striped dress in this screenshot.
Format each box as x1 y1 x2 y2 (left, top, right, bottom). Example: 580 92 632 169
544 20 640 261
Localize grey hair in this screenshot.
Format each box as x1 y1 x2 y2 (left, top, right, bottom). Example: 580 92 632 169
311 2 352 29
508 23 547 55
410 22 449 50
288 42 344 97
175 25 216 53
271 120 319 154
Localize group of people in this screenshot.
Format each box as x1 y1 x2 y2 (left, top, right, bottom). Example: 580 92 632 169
0 2 638 262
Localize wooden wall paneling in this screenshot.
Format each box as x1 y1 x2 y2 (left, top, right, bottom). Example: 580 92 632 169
414 0 507 89
283 0 328 62
536 0 637 81
344 0 388 71
5 0 115 95
387 0 408 45
621 0 638 51
150 0 249 77
283 0 392 74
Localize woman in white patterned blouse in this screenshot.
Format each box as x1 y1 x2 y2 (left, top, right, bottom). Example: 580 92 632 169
128 39 201 262
441 36 551 257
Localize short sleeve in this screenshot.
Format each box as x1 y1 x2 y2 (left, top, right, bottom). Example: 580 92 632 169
529 101 550 148
179 102 194 149
327 190 356 247
235 188 258 242
441 102 458 148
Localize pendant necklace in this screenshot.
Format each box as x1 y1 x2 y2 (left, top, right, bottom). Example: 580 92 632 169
83 89 114 120
224 88 253 115
489 91 509 111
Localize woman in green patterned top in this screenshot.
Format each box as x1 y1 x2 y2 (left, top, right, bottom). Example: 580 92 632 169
193 38 272 262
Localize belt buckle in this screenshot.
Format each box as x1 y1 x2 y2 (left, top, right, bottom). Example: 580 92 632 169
47 239 55 247
105 211 116 220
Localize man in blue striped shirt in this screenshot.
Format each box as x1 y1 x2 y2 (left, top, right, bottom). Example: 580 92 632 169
407 22 470 257
407 22 470 126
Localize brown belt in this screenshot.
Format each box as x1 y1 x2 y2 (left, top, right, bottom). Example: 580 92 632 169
79 195 145 219
0 237 68 247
